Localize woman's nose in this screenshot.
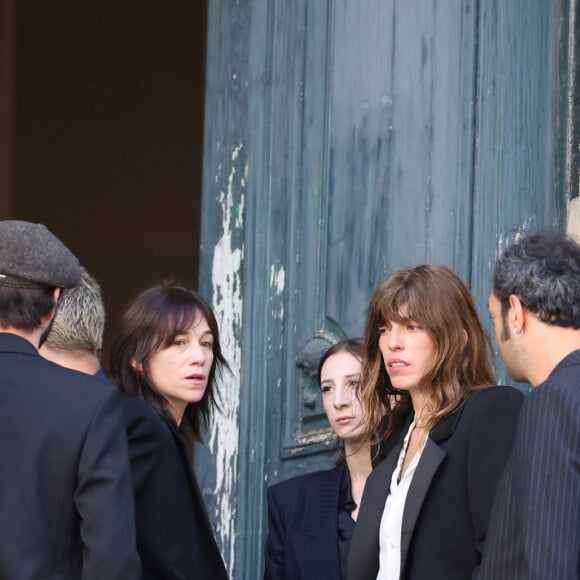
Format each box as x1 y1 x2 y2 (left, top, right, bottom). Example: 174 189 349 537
333 385 352 407
188 343 206 364
387 327 403 350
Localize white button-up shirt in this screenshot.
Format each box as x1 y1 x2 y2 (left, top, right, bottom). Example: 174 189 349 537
377 421 428 580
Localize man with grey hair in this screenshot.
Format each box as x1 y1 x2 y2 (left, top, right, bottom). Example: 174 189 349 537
40 267 106 376
480 231 580 579
0 220 140 579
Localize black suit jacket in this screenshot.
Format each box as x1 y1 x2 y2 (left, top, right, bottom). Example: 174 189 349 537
348 386 523 580
264 464 346 580
122 395 228 580
0 333 141 579
479 351 580 579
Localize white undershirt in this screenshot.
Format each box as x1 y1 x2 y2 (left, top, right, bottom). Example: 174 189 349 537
376 420 428 580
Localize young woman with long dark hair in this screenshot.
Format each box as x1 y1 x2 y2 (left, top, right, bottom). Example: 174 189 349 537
264 338 372 580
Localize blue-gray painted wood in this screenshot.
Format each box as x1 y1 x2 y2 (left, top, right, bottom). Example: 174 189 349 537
196 0 251 576
471 0 569 383
327 0 478 326
199 0 574 577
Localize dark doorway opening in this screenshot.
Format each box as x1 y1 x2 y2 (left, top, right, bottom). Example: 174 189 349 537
7 0 207 358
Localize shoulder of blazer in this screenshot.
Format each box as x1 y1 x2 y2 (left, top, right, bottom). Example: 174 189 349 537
122 395 186 443
268 464 344 499
0 332 39 356
548 348 580 375
122 395 169 436
28 355 122 411
429 385 524 444
540 350 580 394
267 464 345 535
122 396 192 477
463 384 524 407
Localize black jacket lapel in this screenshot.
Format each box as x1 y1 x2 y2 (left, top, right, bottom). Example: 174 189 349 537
348 446 399 579
166 419 220 549
399 407 463 575
400 438 446 572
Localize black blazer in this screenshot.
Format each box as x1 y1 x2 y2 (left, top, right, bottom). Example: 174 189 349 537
479 350 580 579
0 333 141 579
122 395 228 580
348 386 523 580
264 464 346 580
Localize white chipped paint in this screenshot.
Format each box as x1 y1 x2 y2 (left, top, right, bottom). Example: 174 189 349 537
269 265 286 319
294 427 335 445
489 232 511 271
489 219 536 270
269 264 286 294
209 143 245 576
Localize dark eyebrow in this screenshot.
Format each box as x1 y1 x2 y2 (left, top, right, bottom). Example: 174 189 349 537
175 327 213 337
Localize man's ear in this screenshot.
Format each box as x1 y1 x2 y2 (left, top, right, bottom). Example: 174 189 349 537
43 287 62 323
508 294 526 332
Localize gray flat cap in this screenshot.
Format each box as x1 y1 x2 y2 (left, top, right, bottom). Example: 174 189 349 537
0 221 81 288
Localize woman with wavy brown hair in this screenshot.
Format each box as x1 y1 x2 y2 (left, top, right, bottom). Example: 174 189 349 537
347 265 524 580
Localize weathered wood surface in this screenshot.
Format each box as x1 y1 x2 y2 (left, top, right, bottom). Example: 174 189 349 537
199 0 571 577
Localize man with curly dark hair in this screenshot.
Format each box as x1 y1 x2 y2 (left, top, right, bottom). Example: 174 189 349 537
481 231 580 579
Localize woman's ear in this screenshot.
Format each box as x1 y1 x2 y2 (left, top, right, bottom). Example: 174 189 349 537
130 357 144 373
462 328 468 346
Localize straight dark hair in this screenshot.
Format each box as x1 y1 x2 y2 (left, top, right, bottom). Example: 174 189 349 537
0 286 56 330
108 282 229 444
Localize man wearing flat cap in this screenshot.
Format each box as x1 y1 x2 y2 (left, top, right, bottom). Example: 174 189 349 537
0 221 141 579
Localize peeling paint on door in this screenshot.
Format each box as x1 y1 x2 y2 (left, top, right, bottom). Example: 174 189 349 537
269 265 285 319
208 143 245 575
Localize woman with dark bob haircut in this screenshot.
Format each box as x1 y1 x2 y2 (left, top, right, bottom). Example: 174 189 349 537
108 282 228 580
347 265 524 580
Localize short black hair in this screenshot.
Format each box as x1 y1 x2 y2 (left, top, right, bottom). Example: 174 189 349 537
0 286 56 330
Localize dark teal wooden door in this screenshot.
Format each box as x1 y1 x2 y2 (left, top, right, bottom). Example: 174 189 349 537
197 0 574 577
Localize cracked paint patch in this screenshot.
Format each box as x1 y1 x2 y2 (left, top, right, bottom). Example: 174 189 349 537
269 265 286 319
209 143 245 576
489 217 537 270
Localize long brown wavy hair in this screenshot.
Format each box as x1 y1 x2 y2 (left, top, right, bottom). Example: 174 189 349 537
360 265 495 442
